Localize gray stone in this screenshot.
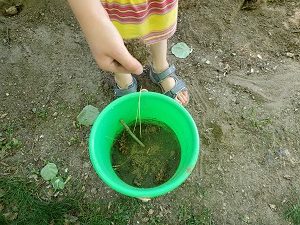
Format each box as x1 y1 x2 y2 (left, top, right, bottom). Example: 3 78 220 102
77 105 99 126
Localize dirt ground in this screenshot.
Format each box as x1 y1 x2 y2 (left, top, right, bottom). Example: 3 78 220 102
1 0 300 224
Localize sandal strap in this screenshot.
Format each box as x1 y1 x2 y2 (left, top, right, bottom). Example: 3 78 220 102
164 75 187 99
150 65 176 83
114 77 137 97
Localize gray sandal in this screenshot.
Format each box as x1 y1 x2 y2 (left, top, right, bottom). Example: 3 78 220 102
149 65 188 99
114 77 138 98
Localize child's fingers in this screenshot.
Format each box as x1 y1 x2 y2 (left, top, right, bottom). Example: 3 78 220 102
113 48 143 75
108 60 132 74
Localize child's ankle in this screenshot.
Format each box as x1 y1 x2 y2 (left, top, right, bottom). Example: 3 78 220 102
152 62 169 73
114 74 133 89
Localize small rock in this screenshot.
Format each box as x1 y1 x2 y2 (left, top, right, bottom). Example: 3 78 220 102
269 204 276 210
5 6 18 16
148 209 154 215
29 174 38 181
83 162 90 168
243 215 250 223
277 148 289 157
286 52 295 58
205 60 211 65
91 188 97 194
5 93 9 96
142 217 149 222
217 190 224 195
257 54 263 59
77 105 99 126
107 202 112 209
52 112 58 117
283 175 292 180
0 113 8 119
32 108 37 113
139 198 151 202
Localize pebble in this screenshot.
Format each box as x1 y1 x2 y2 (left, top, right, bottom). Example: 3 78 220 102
91 188 97 194
5 6 18 16
83 162 90 168
52 112 58 117
269 204 276 210
77 105 99 126
283 175 292 180
142 217 149 222
286 52 295 58
0 113 8 119
148 209 154 215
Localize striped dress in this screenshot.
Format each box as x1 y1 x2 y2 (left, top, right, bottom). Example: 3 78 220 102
100 0 178 45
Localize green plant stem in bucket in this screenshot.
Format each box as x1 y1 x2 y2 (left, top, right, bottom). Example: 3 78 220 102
120 119 145 147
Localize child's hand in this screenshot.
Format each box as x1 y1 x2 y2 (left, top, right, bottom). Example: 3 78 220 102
68 0 143 75
89 20 143 75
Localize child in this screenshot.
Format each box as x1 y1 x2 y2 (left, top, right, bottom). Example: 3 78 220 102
68 0 189 105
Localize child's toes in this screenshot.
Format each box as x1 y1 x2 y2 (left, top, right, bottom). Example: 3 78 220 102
176 90 189 106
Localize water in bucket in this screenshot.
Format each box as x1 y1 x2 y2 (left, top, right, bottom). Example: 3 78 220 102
111 121 181 188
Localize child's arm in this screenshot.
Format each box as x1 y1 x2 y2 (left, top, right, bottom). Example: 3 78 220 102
68 0 143 74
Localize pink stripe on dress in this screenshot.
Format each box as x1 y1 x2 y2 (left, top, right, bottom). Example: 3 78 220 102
102 0 176 23
104 1 176 23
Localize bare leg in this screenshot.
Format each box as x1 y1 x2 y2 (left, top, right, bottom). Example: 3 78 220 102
149 39 189 105
114 73 133 89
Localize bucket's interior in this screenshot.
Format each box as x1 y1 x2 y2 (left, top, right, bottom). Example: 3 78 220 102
111 119 181 188
90 92 199 198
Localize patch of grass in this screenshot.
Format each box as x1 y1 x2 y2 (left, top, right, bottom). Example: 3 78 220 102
178 205 215 225
286 201 300 225
0 137 21 152
242 108 272 129
35 108 48 119
0 178 78 225
0 177 142 225
110 198 141 224
0 123 21 158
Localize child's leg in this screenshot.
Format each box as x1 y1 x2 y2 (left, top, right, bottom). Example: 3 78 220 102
149 39 189 105
114 73 133 89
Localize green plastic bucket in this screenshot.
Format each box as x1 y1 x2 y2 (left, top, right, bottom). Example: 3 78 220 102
89 92 200 198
